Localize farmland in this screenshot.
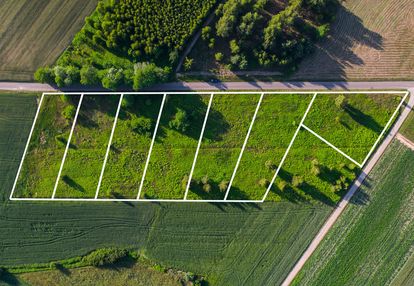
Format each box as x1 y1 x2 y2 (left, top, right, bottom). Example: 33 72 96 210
11 92 402 201
292 140 414 286
293 0 414 80
0 0 97 81
0 92 332 286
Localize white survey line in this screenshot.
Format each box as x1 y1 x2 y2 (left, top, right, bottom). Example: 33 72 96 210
224 93 264 200
9 197 262 203
261 93 318 202
94 94 124 199
136 94 167 200
51 94 84 199
360 91 410 166
9 94 45 200
184 93 214 200
301 124 362 167
42 91 407 95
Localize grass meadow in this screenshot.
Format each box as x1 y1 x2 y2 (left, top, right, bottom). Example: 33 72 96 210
12 92 402 202
0 0 97 81
292 140 414 286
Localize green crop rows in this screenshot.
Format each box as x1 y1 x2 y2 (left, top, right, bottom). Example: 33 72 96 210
292 140 414 286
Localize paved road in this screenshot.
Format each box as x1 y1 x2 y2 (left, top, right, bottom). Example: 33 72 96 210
281 89 414 286
396 133 414 151
1 81 414 92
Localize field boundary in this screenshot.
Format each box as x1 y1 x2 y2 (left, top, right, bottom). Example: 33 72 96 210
10 91 408 203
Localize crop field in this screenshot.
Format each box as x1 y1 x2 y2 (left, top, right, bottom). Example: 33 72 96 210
10 91 406 203
0 0 97 81
0 92 409 285
294 0 414 80
292 140 414 286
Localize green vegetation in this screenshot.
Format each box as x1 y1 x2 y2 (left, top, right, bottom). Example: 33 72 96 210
188 93 262 200
292 140 414 286
400 109 414 142
34 0 218 89
14 95 81 198
142 94 210 199
99 95 163 199
0 0 97 81
189 0 338 72
55 95 120 198
304 93 402 162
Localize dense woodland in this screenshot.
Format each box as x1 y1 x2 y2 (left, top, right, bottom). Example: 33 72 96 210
34 0 337 88
35 0 217 89
196 0 338 71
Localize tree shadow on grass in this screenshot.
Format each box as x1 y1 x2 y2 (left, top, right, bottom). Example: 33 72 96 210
62 175 86 193
0 269 21 285
291 5 384 81
76 95 119 129
299 182 336 207
344 104 383 133
349 188 370 206
56 263 71 276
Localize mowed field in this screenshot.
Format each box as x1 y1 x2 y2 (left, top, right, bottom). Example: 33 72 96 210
293 0 414 80
0 92 332 285
292 140 414 286
400 109 414 142
0 0 97 81
11 92 403 202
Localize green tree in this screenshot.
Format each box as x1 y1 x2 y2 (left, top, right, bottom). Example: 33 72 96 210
201 26 212 41
80 65 99 85
133 62 170 90
169 108 190 132
129 117 152 136
183 57 194 71
34 67 54 83
215 52 224 62
102 68 124 90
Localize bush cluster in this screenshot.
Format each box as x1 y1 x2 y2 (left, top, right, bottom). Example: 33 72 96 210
82 247 128 267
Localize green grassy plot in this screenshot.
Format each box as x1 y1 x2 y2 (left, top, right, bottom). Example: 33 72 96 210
98 95 164 199
141 94 210 199
228 93 313 200
265 129 360 204
55 95 120 198
292 140 414 286
187 93 262 200
14 94 81 198
303 93 403 163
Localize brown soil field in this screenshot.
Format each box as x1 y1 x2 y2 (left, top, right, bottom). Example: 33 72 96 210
293 0 414 80
0 0 97 81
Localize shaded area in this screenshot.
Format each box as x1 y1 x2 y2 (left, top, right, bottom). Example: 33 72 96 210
344 104 383 133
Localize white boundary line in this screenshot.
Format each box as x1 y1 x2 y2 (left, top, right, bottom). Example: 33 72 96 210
360 91 409 166
136 94 167 200
224 93 264 200
10 90 408 202
9 197 262 203
42 91 407 95
51 94 84 199
94 94 124 199
301 124 362 167
183 93 214 200
261 93 318 202
9 94 45 200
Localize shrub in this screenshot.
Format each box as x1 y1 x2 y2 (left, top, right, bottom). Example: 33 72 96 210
208 38 215 49
215 52 224 62
129 117 152 136
265 160 276 170
184 57 194 71
229 40 240 54
34 67 54 83
219 180 229 192
55 135 67 146
122 95 135 109
181 175 190 191
203 183 212 193
133 62 171 90
82 248 128 267
258 178 270 188
201 175 210 185
80 65 99 85
335 94 347 109
292 175 304 187
169 108 190 132
277 180 287 191
102 68 124 90
62 105 76 122
311 159 321 176
316 24 330 38
201 26 212 41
